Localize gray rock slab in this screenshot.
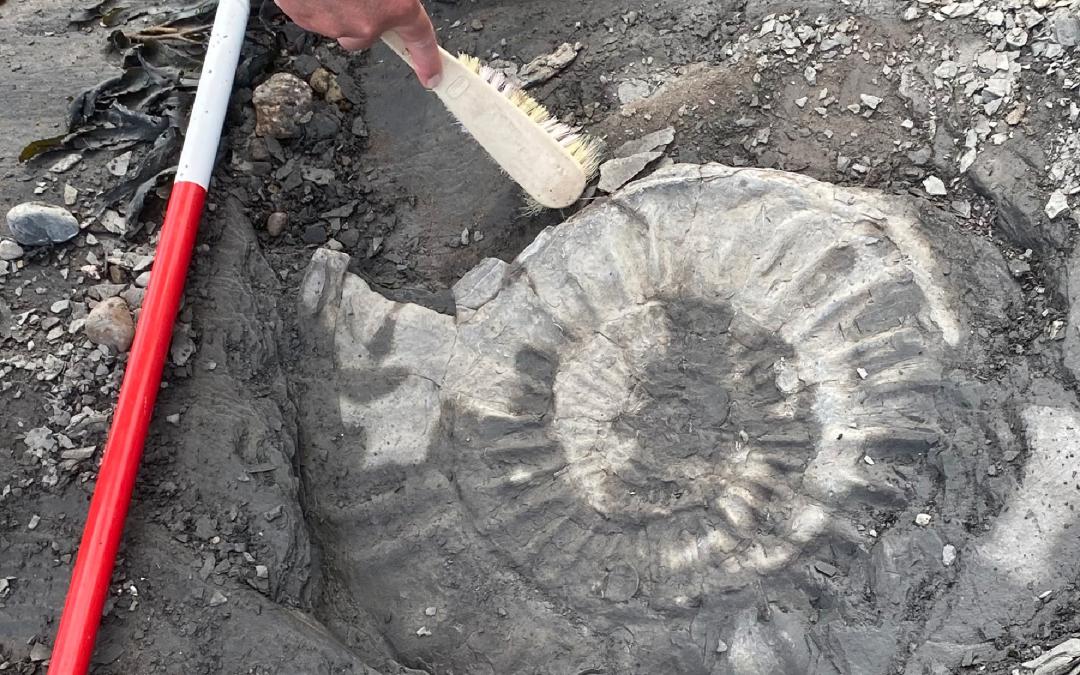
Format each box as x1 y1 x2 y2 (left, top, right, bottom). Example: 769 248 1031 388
597 151 662 193
969 141 1068 254
614 126 676 159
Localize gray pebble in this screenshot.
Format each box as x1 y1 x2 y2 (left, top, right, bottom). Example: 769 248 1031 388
5 202 80 246
267 212 288 237
0 239 24 261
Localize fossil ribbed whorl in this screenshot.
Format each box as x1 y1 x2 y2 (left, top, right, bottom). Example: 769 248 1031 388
300 164 973 673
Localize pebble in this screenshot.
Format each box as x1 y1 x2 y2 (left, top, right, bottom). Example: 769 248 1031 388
252 73 313 139
923 176 948 196
860 94 883 110
5 202 80 246
170 328 196 367
107 151 132 177
309 67 344 104
416 626 432 637
914 513 933 526
1005 104 1027 126
28 514 40 530
425 606 437 616
208 590 228 607
302 224 328 245
942 544 957 567
84 297 136 352
1045 190 1069 219
266 212 288 237
50 299 70 314
61 447 95 461
29 643 50 662
63 184 78 206
0 239 24 261
351 115 369 138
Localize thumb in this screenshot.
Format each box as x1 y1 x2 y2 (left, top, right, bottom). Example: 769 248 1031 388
393 10 443 89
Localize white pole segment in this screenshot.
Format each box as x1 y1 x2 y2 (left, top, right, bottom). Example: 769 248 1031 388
174 0 250 188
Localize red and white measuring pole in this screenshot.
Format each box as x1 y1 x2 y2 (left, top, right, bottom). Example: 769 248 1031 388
48 1 249 672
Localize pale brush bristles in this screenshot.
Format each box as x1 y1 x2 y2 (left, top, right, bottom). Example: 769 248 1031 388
457 52 603 211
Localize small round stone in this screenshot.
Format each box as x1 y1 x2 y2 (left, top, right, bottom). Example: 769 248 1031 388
252 73 313 139
266 212 288 237
84 297 135 352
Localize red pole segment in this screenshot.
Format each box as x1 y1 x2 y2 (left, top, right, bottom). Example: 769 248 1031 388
48 1 249 672
47 183 205 674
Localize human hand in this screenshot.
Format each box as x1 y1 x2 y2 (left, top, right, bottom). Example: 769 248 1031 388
274 0 442 88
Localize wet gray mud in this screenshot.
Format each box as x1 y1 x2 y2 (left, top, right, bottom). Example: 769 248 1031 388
3 0 1080 674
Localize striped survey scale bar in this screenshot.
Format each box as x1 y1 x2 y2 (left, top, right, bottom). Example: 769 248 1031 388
47 1 250 672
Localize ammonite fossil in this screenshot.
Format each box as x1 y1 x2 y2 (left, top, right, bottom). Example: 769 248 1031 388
296 164 1060 674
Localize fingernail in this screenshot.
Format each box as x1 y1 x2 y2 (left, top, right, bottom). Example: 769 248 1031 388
425 73 443 90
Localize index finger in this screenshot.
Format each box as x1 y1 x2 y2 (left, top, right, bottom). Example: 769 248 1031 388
392 6 443 89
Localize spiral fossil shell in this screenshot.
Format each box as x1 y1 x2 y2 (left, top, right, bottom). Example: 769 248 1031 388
298 164 996 673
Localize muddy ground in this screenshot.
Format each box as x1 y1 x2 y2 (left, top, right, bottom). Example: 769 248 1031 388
2 0 1080 673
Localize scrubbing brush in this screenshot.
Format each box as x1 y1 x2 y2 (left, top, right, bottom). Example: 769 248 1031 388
381 31 602 210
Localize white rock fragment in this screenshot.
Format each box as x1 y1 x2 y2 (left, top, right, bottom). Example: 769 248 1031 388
914 513 932 527
1045 190 1069 219
107 151 132 177
941 3 977 19
518 42 580 88
49 154 81 173
942 544 957 566
923 176 948 196
1021 638 1080 674
0 239 24 261
933 61 959 79
860 94 883 110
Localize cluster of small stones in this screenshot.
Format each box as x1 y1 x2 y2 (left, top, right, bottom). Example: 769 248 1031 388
914 0 1079 216
708 2 1077 215
0 219 203 495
